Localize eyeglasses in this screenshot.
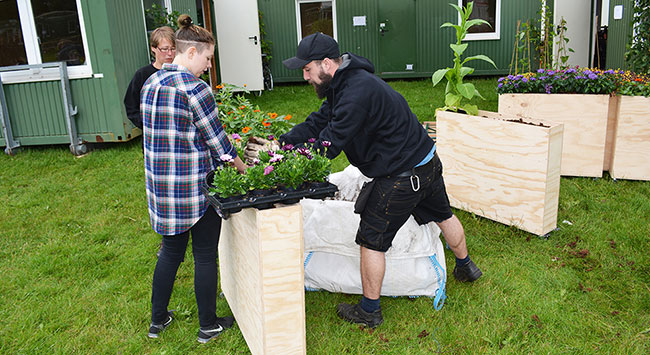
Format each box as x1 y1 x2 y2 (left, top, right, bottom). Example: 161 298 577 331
157 47 176 53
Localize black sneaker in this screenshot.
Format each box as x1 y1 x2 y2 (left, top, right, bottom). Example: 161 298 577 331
147 311 174 338
337 303 383 328
197 316 235 344
453 259 482 282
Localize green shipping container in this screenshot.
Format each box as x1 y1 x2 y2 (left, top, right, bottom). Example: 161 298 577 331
258 0 548 83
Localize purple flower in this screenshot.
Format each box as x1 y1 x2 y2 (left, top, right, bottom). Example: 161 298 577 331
308 138 316 143
537 69 546 74
548 70 556 75
530 77 537 81
231 133 241 140
322 141 331 147
540 76 548 81
267 135 275 140
281 144 294 151
544 84 553 94
498 77 505 82
270 154 284 163
588 73 598 80
268 150 275 156
566 68 577 74
507 75 515 80
297 147 311 156
522 78 528 83
220 154 233 162
605 69 615 74
498 83 503 88
252 158 260 165
263 165 274 175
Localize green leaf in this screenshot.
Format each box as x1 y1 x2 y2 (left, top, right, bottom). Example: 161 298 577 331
462 103 479 116
432 68 451 87
473 89 486 100
460 66 474 78
449 3 463 15
466 18 490 29
445 80 453 95
440 22 461 32
445 93 461 108
463 54 497 68
450 43 468 56
456 82 475 99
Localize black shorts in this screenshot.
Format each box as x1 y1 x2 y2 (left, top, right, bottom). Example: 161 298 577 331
355 153 453 252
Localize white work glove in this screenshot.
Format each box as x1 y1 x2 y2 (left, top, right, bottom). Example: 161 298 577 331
244 136 281 163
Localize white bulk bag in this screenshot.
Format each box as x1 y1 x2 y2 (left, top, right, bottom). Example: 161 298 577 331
300 166 447 309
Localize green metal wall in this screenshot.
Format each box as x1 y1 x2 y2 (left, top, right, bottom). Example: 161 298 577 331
171 0 198 20
606 0 633 70
258 0 545 83
1 0 148 148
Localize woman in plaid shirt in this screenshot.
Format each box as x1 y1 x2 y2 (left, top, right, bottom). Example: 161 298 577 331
140 14 246 343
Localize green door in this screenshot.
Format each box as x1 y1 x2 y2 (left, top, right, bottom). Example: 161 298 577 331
377 0 416 74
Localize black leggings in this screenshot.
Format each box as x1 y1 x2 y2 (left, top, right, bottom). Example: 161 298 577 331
151 206 221 328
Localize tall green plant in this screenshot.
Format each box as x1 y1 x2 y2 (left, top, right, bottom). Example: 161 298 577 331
432 2 497 116
626 0 650 73
145 3 180 31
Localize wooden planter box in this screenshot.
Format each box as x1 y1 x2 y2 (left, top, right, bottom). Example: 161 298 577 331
436 110 563 236
219 204 306 355
498 93 616 177
609 96 650 181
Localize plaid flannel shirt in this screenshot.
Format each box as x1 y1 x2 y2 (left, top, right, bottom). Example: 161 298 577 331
140 64 235 236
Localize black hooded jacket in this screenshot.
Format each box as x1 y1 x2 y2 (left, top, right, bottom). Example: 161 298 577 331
279 53 434 178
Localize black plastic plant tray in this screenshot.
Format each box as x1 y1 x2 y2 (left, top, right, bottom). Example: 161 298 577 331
201 172 338 219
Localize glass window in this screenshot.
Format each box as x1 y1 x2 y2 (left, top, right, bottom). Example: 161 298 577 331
0 1 28 66
0 0 91 84
460 0 500 40
298 1 334 39
32 0 86 66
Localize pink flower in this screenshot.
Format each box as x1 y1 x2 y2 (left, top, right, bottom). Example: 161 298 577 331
322 141 331 147
264 165 274 175
308 138 316 143
252 158 260 165
281 144 294 151
232 133 241 140
220 154 233 162
267 135 275 140
270 154 284 163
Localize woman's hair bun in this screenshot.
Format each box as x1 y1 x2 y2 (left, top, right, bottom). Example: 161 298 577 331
177 14 193 29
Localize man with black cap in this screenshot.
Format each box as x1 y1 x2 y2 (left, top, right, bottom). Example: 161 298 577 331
280 32 482 328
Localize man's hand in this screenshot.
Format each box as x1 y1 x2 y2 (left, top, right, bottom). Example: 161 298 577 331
243 136 280 163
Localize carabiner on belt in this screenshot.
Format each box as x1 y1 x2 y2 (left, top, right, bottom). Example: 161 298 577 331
410 174 420 192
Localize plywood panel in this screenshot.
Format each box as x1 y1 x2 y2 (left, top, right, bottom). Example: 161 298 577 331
610 96 650 181
499 93 610 177
219 204 306 355
436 110 563 236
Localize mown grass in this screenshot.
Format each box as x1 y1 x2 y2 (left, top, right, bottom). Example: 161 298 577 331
0 78 648 354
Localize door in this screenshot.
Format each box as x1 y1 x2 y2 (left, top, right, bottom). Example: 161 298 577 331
213 0 263 91
377 0 416 74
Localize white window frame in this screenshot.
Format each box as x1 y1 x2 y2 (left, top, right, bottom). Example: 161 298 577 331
459 0 501 41
295 0 338 44
1 0 94 84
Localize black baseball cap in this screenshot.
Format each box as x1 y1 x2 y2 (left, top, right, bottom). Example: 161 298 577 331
282 32 340 70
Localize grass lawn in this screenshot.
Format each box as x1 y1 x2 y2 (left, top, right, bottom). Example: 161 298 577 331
0 78 648 354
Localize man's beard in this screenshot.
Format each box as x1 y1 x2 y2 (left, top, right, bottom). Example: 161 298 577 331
311 71 333 99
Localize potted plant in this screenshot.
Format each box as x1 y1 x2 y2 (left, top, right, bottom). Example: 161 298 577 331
210 154 248 201
609 71 650 181
497 68 620 177
432 1 564 236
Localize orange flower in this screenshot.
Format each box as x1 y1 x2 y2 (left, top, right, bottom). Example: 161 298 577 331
243 84 247 87
228 111 233 115
284 115 292 120
268 112 278 119
254 109 260 113
216 84 223 89
262 120 271 127
242 126 251 133
217 102 222 105
239 105 246 109
222 124 226 128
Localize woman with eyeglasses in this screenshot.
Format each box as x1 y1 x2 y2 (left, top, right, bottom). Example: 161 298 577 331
123 26 176 129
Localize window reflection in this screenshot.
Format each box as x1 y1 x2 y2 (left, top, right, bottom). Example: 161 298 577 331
299 1 333 38
463 0 496 34
0 1 28 66
32 0 85 66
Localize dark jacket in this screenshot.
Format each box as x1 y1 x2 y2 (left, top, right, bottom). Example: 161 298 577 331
124 64 158 129
280 53 434 178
